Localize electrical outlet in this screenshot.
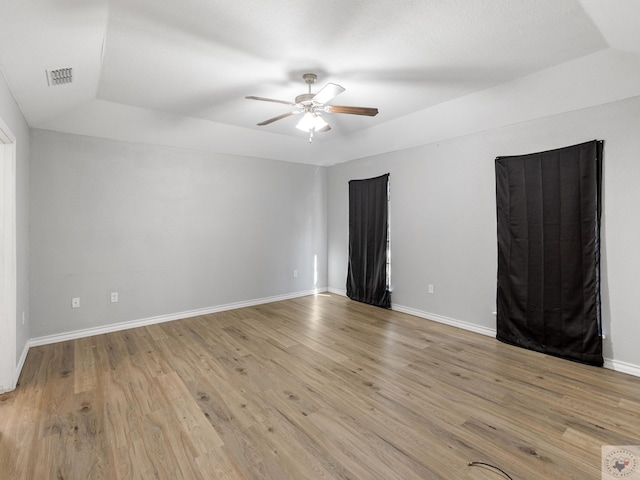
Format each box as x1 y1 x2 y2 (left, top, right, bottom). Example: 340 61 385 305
72 297 80 308
428 284 434 294
110 292 119 303
293 270 298 278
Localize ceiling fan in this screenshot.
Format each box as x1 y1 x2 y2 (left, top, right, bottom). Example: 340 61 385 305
245 73 378 142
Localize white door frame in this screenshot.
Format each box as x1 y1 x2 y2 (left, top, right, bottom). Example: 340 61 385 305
0 115 17 394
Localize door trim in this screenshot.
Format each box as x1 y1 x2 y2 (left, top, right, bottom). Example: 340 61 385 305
0 115 17 394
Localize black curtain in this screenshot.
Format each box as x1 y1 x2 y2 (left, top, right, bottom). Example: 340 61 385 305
347 174 391 308
495 140 603 366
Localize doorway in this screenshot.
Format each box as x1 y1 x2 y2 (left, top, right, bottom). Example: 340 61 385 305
0 116 17 393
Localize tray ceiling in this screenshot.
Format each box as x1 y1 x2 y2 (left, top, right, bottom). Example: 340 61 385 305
0 0 639 163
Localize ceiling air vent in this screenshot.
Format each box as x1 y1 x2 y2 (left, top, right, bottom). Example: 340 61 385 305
46 68 73 86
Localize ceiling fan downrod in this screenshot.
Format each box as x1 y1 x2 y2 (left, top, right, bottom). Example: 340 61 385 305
303 73 317 93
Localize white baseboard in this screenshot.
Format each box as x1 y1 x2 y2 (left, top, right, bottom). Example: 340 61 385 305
14 341 29 385
327 287 346 296
329 291 640 378
604 358 640 377
391 303 497 338
327 290 495 337
394 305 640 378
18 287 640 381
28 288 327 348
0 342 29 393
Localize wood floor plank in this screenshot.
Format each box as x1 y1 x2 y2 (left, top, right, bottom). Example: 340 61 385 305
2 293 640 479
194 447 249 480
186 371 269 436
155 371 225 454
74 336 100 394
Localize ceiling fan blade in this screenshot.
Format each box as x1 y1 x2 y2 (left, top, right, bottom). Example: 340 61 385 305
312 83 345 105
324 105 379 116
245 96 296 106
257 111 300 126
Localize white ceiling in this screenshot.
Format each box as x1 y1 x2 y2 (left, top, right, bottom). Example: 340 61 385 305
1 0 639 164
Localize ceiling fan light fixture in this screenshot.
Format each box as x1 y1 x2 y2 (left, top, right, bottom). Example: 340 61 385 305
296 111 329 132
313 113 329 131
296 111 315 131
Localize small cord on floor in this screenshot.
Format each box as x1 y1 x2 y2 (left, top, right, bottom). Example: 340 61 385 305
468 461 514 479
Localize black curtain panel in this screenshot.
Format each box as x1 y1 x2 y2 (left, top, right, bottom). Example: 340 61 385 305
347 173 391 308
495 140 603 366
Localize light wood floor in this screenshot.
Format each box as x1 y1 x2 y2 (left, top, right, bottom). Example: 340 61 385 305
1 294 640 479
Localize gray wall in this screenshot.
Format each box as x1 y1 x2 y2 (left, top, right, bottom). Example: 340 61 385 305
328 95 640 369
21 92 640 372
30 130 327 337
0 72 30 366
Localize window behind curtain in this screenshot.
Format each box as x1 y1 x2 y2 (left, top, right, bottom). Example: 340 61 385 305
495 140 603 366
347 173 391 308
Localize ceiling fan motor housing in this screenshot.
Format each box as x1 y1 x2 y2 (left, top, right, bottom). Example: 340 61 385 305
295 93 315 105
